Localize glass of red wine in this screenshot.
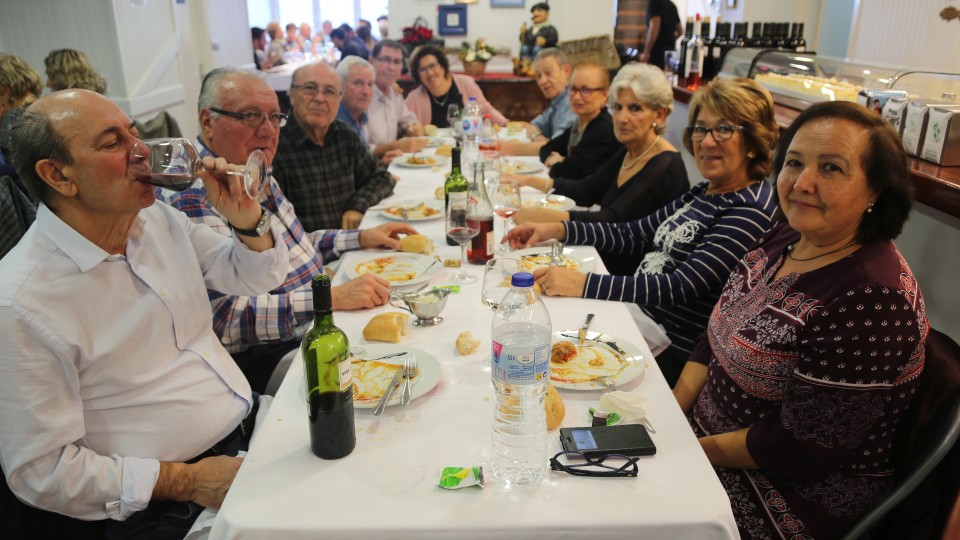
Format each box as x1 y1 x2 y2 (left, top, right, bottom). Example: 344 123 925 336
445 197 479 284
129 137 267 198
492 177 520 253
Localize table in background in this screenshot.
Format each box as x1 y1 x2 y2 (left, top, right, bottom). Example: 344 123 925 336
209 153 739 539
398 73 549 123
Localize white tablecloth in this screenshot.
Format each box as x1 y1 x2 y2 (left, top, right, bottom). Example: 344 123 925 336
208 154 738 539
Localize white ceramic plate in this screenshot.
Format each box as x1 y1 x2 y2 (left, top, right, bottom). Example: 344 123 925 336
521 195 575 211
349 345 441 408
380 199 445 222
422 136 456 148
550 331 645 390
513 246 597 274
500 160 545 175
394 154 448 168
344 253 441 287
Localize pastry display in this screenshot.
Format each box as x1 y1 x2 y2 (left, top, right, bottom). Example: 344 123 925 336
754 72 863 103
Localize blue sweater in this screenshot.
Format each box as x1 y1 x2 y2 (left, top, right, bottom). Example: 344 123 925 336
566 180 779 353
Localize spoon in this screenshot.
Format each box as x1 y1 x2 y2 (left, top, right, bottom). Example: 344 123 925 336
540 188 556 208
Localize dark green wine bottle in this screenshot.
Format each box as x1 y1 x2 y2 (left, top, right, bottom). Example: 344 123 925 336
302 274 355 459
445 146 469 246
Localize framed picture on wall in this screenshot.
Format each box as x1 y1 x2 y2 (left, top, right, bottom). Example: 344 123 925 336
491 0 525 6
438 5 468 35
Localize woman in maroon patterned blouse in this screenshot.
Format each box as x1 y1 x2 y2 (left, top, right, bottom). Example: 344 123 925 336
673 101 928 539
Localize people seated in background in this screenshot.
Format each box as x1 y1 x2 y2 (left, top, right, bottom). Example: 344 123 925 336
673 100 927 539
274 62 395 230
0 89 288 538
0 53 43 187
300 22 318 55
160 68 415 393
44 49 107 94
536 60 622 180
506 78 781 387
499 48 576 156
251 27 271 70
265 22 286 66
367 40 426 164
335 56 376 146
284 23 303 52
377 15 389 40
357 19 377 51
511 63 689 274
520 2 559 60
330 25 370 60
405 44 507 128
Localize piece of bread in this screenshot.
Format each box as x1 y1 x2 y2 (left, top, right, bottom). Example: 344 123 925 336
400 234 434 254
506 121 525 134
434 144 453 157
545 385 565 430
362 312 409 343
551 341 577 364
444 258 461 268
456 330 481 355
435 186 445 200
424 124 438 136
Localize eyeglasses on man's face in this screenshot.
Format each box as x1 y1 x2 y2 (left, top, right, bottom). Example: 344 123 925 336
687 123 744 142
290 83 341 100
210 107 288 128
549 451 639 478
567 86 606 98
375 56 404 66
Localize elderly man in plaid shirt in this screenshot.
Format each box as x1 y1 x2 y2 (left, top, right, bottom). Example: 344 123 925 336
274 61 396 230
160 67 417 393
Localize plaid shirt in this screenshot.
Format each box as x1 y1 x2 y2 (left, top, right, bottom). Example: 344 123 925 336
273 118 396 231
157 137 361 352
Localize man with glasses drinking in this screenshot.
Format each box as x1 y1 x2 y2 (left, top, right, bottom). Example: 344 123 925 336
160 68 416 394
366 40 426 164
274 62 396 230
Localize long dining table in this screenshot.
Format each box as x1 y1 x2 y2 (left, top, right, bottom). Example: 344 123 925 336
208 146 740 539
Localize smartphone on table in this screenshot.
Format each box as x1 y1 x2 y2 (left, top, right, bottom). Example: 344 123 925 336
559 424 656 457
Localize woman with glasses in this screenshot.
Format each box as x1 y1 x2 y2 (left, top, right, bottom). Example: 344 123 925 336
403 45 507 128
506 78 780 387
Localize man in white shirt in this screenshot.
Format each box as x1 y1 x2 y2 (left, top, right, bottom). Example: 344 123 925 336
0 89 289 538
366 40 426 164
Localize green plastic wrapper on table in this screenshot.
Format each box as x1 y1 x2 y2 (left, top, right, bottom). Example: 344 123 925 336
438 467 485 489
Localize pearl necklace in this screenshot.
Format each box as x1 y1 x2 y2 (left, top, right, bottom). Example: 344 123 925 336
621 135 661 170
786 241 858 262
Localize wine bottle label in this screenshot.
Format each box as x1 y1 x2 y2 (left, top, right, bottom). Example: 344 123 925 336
484 230 494 255
448 191 467 203
338 358 353 392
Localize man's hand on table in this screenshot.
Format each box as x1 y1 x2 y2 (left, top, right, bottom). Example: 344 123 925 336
532 266 587 298
342 210 364 229
380 149 404 167
505 221 566 249
395 137 428 154
359 222 419 250
333 274 391 310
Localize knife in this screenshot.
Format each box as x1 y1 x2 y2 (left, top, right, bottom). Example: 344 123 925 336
560 331 629 356
372 368 404 416
578 313 595 345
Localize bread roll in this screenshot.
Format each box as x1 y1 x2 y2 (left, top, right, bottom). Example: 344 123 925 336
424 124 438 136
362 312 409 343
434 144 453 157
456 330 481 355
435 186 445 200
506 121 525 134
545 385 565 430
400 234 433 254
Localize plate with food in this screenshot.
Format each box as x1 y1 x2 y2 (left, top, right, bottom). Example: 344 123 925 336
349 345 442 408
549 331 645 390
514 246 597 274
344 252 442 287
380 200 445 221
521 195 575 211
395 154 447 168
422 136 456 148
499 160 545 175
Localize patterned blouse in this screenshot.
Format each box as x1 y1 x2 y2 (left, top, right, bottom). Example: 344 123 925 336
690 223 927 539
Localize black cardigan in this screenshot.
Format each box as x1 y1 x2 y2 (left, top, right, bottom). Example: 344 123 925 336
539 110 622 180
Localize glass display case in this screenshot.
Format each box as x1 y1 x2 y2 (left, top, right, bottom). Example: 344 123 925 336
716 48 960 106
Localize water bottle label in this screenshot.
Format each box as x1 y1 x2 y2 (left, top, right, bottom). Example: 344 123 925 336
462 115 481 135
491 341 549 384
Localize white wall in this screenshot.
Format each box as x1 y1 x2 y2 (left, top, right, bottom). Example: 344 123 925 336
387 0 616 57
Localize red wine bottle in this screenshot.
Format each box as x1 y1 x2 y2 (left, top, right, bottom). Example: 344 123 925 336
465 161 494 264
302 274 355 460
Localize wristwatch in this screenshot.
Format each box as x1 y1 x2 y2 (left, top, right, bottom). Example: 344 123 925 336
230 210 271 237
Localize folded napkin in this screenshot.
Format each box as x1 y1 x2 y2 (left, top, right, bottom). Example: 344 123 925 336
598 391 648 424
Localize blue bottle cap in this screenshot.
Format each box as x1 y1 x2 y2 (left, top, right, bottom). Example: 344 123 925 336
512 272 535 287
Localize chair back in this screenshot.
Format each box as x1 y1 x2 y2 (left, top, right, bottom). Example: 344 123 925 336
0 175 37 260
842 328 960 539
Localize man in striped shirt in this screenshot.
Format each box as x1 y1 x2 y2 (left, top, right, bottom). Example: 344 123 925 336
160 68 417 393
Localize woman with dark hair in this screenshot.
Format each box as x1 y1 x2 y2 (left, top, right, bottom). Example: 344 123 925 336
673 100 927 539
403 44 507 128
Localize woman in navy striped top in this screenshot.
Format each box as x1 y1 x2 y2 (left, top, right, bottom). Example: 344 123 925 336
506 78 781 387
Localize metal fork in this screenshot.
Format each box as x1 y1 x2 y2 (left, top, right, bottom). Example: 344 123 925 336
592 376 616 390
400 357 418 406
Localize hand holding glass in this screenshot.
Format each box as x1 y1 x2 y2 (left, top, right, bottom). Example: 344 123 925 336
446 198 479 284
129 137 267 198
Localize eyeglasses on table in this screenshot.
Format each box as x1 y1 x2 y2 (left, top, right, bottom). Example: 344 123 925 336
549 451 639 478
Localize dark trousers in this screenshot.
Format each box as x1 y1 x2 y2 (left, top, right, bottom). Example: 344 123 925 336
231 340 300 394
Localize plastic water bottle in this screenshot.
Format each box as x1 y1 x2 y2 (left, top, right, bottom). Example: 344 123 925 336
461 97 482 142
491 272 551 484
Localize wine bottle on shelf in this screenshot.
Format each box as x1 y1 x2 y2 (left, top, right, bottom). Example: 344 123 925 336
788 23 798 50
794 23 807 52
684 13 704 91
701 16 715 84
775 22 788 49
733 22 747 49
748 22 763 47
302 274 355 460
711 22 730 80
760 22 775 48
466 161 494 264
445 146 469 246
677 17 694 87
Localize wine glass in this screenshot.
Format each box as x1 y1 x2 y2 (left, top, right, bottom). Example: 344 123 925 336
446 104 461 134
492 178 520 253
445 197 479 284
129 137 267 198
482 257 521 310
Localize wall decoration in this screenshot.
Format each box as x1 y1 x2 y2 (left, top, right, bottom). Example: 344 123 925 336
491 0 525 7
439 5 468 36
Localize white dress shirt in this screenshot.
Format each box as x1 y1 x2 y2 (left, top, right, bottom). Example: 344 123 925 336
366 84 419 147
0 202 289 521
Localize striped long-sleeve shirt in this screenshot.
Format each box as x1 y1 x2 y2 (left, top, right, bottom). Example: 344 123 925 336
566 181 779 353
158 137 361 352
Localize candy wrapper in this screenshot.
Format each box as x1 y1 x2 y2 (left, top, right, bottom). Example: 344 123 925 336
439 467 484 489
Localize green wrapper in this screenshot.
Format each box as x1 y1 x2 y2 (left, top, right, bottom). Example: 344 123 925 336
438 467 484 489
588 407 622 426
